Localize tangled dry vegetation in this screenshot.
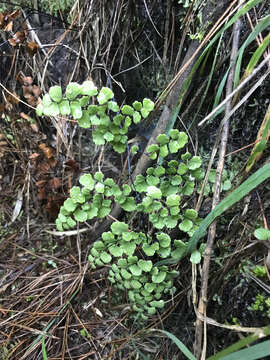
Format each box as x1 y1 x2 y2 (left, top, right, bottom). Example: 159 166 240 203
0 0 270 359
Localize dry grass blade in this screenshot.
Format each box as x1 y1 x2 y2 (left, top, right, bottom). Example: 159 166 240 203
0 253 89 359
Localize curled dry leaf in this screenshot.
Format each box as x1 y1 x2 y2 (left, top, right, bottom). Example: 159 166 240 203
93 307 103 318
20 76 42 106
8 10 21 21
16 72 26 84
45 194 65 218
22 90 36 107
39 143 54 159
32 85 42 98
6 92 19 105
26 41 39 56
30 122 39 133
37 187 46 200
11 189 23 223
37 161 51 175
4 20 13 32
20 112 39 132
0 13 5 28
0 10 20 29
8 31 27 46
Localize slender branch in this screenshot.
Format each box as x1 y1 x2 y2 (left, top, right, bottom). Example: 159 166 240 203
195 65 270 212
194 3 242 358
198 52 270 126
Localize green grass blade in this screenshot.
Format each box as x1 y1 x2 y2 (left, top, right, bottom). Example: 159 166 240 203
234 14 270 88
207 324 270 360
245 32 270 76
211 68 229 119
24 289 79 357
41 336 48 360
246 105 270 173
186 161 270 255
189 33 224 129
170 0 264 129
131 340 150 360
221 339 270 360
221 0 264 35
210 8 269 122
156 330 196 360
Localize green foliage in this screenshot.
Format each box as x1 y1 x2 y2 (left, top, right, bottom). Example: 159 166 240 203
156 161 270 267
155 329 196 360
37 80 154 154
177 0 207 42
249 293 270 319
89 223 179 317
250 293 265 311
157 324 270 360
36 0 75 16
37 78 270 320
54 129 203 317
41 336 48 360
197 168 233 196
254 228 270 241
1 0 76 16
38 81 204 319
147 129 188 159
253 265 267 278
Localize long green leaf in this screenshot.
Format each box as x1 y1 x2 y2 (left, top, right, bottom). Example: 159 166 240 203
170 0 264 130
186 162 270 255
209 12 270 123
222 340 270 360
189 32 224 129
234 14 270 88
208 324 270 360
155 330 196 360
41 336 48 360
245 32 270 76
246 105 270 173
211 68 229 119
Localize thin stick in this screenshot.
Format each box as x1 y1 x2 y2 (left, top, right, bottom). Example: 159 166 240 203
198 52 270 127
142 0 162 38
194 2 242 358
195 66 270 212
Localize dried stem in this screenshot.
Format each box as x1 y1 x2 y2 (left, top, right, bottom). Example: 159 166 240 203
194 2 243 358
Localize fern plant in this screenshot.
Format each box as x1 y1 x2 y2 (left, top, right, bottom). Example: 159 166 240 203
37 81 205 319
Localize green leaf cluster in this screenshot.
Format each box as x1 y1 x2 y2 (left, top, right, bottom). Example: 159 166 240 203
134 154 202 233
56 128 204 235
249 293 270 319
37 82 154 154
197 168 232 196
40 82 205 319
146 129 189 159
56 173 138 231
52 125 205 318
88 223 179 319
